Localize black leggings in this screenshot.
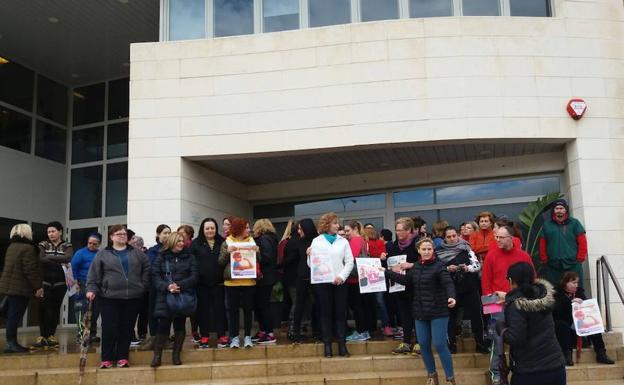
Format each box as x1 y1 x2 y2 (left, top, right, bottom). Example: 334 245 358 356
39 284 66 338
395 292 416 344
197 285 226 337
555 319 606 352
5 295 29 342
254 284 274 333
314 283 348 343
347 283 376 333
293 279 317 336
158 317 186 334
226 286 255 338
448 290 484 347
99 297 141 362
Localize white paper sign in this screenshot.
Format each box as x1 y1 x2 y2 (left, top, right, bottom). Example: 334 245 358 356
229 242 257 279
387 255 407 293
357 258 387 293
573 298 605 337
310 253 334 284
62 264 79 297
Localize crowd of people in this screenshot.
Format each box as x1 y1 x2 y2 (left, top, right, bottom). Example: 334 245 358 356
0 198 615 385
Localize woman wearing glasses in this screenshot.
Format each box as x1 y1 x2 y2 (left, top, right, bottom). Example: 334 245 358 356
87 224 150 369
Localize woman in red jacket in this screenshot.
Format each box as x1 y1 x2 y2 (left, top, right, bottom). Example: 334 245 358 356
469 211 495 262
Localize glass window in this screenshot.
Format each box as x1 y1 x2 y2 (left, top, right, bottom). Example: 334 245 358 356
462 0 500 16
70 166 103 220
394 210 438 231
439 202 528 229
214 0 254 37
360 0 399 22
409 0 453 17
107 122 128 159
295 193 385 216
72 127 103 164
435 176 560 204
170 0 206 41
35 120 66 163
510 0 551 16
31 222 48 243
72 83 105 126
309 0 351 27
0 58 34 111
263 0 299 32
0 107 31 153
108 78 129 120
253 202 295 218
70 227 100 250
37 75 68 125
343 217 384 231
393 189 434 208
106 162 128 217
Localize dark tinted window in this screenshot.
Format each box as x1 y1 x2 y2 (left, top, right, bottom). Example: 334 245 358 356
295 194 385 216
72 127 103 164
106 162 128 217
72 83 105 126
214 0 254 37
0 107 32 153
37 75 68 125
32 222 48 243
309 0 351 27
409 0 453 17
263 0 300 32
0 58 34 111
462 0 500 16
169 0 206 40
35 120 66 163
253 203 295 218
70 166 103 220
510 0 551 16
108 78 129 120
107 122 128 159
361 0 399 22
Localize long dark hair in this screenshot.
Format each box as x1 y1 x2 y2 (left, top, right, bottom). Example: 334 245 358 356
155 224 171 243
196 217 223 244
299 218 318 240
507 262 536 297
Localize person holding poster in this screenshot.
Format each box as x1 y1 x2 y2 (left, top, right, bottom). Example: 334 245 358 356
385 237 457 385
218 217 258 349
495 262 565 385
553 271 614 366
308 212 354 358
385 217 420 355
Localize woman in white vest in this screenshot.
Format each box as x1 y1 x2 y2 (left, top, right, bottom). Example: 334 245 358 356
308 212 354 358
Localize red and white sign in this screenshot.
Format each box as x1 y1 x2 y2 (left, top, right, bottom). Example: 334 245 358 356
567 99 587 120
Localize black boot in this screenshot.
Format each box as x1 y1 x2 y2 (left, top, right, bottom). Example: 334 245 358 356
564 350 574 366
338 342 350 357
150 334 167 367
172 332 185 365
324 342 333 358
596 349 615 365
3 340 29 353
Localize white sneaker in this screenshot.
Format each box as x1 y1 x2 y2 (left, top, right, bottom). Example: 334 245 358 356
229 336 240 349
244 335 253 348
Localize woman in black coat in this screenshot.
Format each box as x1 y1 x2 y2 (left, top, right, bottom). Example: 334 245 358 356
496 262 566 385
252 219 279 344
292 218 319 343
189 218 227 349
553 271 614 366
151 232 199 367
386 237 456 385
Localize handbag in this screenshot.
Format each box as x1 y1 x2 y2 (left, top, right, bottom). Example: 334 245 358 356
164 259 197 317
498 328 511 385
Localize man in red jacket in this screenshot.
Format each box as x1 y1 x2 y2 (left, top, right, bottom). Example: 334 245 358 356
481 226 535 385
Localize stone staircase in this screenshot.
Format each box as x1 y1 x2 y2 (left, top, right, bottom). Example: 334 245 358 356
0 333 623 385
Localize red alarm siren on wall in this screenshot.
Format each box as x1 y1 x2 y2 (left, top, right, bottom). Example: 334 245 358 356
567 99 587 120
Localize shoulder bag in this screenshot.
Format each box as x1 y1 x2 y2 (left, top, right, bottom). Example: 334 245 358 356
165 259 197 317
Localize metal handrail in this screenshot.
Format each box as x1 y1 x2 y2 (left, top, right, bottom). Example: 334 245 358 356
595 255 624 331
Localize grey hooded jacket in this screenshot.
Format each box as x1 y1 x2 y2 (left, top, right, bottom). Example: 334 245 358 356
86 246 150 300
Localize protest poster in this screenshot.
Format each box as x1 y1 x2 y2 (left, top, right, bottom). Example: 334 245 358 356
229 242 257 279
62 264 79 297
310 253 334 284
387 255 406 293
357 258 386 293
573 298 605 337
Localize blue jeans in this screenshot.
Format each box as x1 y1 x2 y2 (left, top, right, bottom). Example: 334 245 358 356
488 311 505 380
373 292 390 327
415 317 454 378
